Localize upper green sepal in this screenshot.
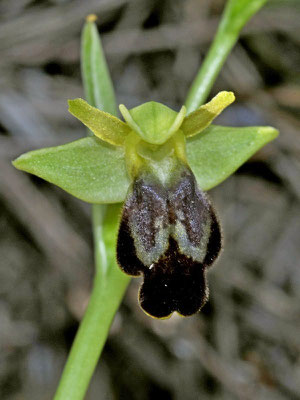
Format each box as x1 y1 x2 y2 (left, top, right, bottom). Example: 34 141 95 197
119 102 186 145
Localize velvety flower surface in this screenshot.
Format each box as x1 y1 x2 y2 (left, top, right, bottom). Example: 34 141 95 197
117 163 222 318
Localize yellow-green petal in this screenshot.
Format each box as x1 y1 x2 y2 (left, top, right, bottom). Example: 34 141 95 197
12 124 278 204
68 98 131 146
181 91 235 138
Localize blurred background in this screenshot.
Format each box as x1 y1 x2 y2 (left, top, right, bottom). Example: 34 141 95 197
0 0 300 399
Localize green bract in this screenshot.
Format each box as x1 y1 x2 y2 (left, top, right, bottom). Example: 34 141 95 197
13 91 278 204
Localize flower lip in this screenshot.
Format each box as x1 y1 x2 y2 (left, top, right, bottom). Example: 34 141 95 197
139 237 209 319
116 163 222 319
119 101 186 145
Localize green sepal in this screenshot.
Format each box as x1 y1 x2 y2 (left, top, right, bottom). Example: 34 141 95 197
12 124 278 204
187 124 279 190
68 98 131 146
119 101 186 145
12 137 130 204
181 91 235 137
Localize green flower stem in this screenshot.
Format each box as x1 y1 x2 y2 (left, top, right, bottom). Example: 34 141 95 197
185 0 268 113
54 205 129 400
54 16 130 400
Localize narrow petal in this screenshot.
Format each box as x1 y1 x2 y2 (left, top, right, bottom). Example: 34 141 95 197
181 91 235 138
68 98 131 146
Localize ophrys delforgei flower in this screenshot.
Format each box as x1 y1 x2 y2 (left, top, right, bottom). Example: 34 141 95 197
13 91 278 318
69 92 232 318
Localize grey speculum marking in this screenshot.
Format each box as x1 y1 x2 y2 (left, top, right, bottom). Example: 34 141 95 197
117 164 222 319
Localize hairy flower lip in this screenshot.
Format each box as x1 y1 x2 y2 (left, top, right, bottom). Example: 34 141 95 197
117 162 222 319
138 237 209 319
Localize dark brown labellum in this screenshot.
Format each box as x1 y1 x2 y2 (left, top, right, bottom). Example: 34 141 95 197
117 164 222 319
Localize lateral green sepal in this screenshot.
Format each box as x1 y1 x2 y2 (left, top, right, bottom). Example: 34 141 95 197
187 124 278 190
12 124 278 203
13 137 130 203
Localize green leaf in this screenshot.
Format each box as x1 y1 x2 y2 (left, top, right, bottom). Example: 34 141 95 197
81 15 117 115
13 137 130 204
187 124 279 191
119 102 186 145
181 91 235 137
68 98 131 146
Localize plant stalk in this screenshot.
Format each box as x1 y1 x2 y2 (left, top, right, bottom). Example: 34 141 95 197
54 207 129 400
185 0 268 113
54 16 130 400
